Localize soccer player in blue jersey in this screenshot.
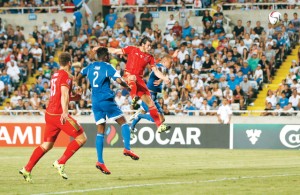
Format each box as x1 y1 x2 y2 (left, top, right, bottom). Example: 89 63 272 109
77 47 139 175
130 50 179 132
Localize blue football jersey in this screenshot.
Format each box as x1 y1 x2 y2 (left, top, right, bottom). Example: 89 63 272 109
81 61 120 102
147 63 164 93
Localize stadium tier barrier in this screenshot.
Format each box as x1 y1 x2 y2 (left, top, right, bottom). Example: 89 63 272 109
223 2 300 10
1 115 300 149
1 109 300 116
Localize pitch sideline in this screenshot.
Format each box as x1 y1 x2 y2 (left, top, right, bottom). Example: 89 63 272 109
32 173 300 195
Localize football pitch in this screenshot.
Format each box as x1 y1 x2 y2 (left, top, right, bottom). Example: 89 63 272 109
1 148 300 195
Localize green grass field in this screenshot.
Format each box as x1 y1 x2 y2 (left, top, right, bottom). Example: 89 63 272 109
1 147 300 195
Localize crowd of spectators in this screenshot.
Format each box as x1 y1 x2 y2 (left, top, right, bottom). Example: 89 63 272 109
0 2 299 117
0 0 76 14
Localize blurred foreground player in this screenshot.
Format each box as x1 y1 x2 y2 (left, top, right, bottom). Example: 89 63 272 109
19 52 87 182
93 36 171 133
77 47 139 175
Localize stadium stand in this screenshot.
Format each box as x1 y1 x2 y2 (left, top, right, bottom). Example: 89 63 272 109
0 1 299 117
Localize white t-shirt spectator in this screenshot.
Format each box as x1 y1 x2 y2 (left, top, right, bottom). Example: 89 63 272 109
266 95 277 107
30 47 43 62
177 50 189 63
7 65 20 82
93 21 105 29
121 104 131 112
289 95 300 107
254 69 263 80
136 0 145 6
192 96 203 109
60 21 72 33
217 104 232 124
0 80 4 93
165 18 176 30
6 60 18 68
10 95 22 107
192 39 202 47
200 104 210 115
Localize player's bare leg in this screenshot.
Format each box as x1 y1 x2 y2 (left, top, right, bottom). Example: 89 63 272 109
116 116 139 160
54 133 87 179
20 142 54 182
95 123 111 175
141 94 171 133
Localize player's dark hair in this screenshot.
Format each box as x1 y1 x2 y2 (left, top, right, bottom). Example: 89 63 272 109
59 52 71 66
139 36 152 46
96 47 109 61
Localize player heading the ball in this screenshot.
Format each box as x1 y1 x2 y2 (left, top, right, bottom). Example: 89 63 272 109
93 36 171 133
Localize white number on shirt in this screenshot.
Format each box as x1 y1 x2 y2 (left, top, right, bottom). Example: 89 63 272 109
93 71 99 88
50 78 57 96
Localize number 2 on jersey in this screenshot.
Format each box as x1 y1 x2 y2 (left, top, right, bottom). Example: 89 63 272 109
50 78 57 96
93 71 99 87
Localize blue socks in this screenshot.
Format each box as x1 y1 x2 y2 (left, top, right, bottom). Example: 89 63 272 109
131 114 154 130
96 134 104 163
139 114 154 122
121 124 131 150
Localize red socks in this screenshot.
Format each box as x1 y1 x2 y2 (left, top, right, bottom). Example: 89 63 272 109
57 140 82 164
149 106 162 127
25 146 46 172
128 81 137 98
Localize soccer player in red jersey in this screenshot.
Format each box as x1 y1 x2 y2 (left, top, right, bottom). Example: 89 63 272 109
93 36 171 133
19 52 87 183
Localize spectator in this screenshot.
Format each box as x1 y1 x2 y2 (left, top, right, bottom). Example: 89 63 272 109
253 21 264 36
279 92 289 108
289 89 300 110
217 98 232 124
115 90 126 107
182 20 192 39
282 102 294 116
184 100 196 116
165 14 176 31
261 102 275 116
202 10 213 27
178 4 190 26
140 6 152 33
253 64 263 84
60 16 72 41
124 8 136 30
172 21 182 37
274 103 283 116
200 99 210 116
73 10 83 36
233 20 244 39
105 8 118 30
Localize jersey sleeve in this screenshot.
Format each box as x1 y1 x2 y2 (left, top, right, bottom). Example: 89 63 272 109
60 72 72 89
149 55 156 68
80 66 88 76
122 46 134 54
106 64 121 81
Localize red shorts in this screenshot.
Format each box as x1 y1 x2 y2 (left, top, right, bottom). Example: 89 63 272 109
44 112 84 142
123 72 151 97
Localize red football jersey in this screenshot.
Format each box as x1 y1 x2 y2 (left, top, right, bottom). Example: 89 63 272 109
122 46 155 77
46 69 72 114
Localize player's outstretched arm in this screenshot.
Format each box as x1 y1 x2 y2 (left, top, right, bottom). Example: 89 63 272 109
60 86 70 124
152 66 170 85
92 46 124 55
116 77 131 92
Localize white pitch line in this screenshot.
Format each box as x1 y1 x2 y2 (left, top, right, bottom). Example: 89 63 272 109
32 173 300 195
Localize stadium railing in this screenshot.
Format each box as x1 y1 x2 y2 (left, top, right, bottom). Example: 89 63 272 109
0 6 75 14
111 5 231 34
223 2 299 10
1 109 299 116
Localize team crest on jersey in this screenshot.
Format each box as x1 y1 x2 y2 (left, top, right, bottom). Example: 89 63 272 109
67 79 71 85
